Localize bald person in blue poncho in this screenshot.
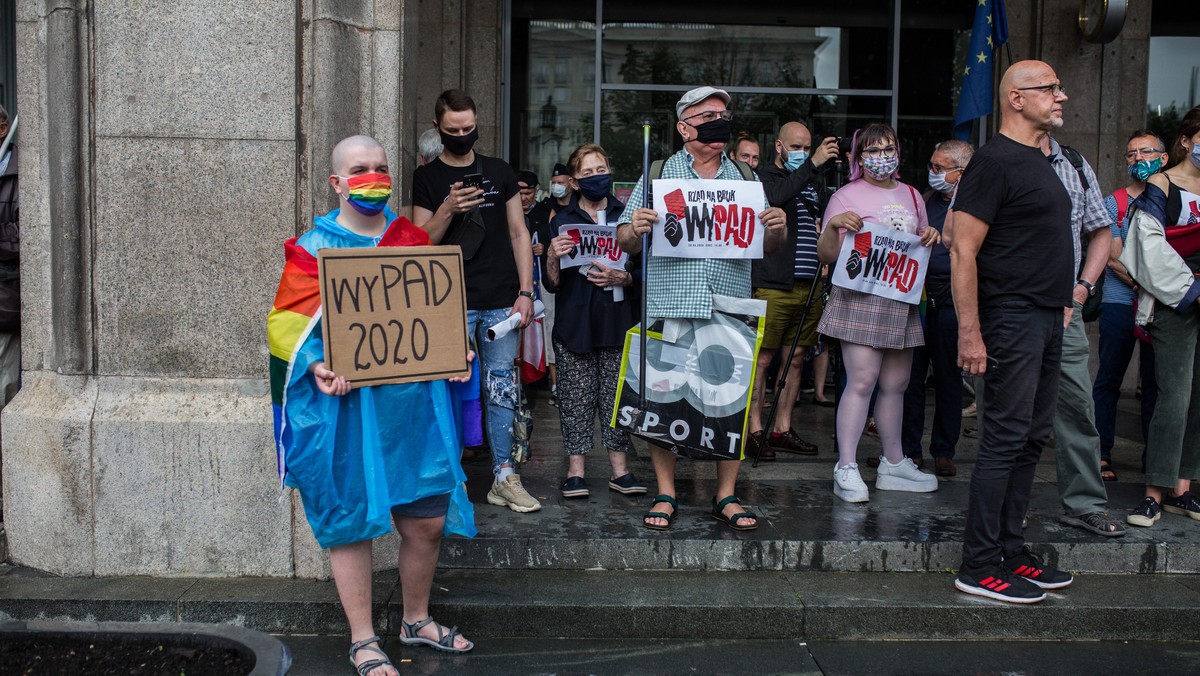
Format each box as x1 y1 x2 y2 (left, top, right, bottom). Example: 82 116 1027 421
271 136 476 675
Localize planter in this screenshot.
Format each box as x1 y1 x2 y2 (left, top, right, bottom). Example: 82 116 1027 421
0 619 292 675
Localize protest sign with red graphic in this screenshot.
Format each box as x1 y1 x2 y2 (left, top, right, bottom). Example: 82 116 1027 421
831 221 931 304
650 179 765 259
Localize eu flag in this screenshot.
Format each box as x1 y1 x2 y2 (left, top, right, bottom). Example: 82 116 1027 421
954 0 1009 140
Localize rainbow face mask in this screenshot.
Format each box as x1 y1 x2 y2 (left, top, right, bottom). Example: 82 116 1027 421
338 172 392 216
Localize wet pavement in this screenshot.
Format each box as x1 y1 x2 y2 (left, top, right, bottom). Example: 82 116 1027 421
281 635 1200 675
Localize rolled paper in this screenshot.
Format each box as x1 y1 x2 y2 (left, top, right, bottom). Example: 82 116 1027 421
486 299 546 341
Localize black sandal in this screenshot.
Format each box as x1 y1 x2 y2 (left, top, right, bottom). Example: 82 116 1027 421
398 616 474 654
643 494 678 531
1100 460 1118 482
348 635 394 676
711 495 758 531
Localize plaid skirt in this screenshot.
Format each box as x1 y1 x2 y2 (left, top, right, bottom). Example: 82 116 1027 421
817 285 924 350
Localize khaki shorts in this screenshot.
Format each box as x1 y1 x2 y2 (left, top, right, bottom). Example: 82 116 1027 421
754 282 824 351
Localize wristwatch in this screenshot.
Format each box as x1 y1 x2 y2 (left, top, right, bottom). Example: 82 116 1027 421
1077 279 1096 297
518 290 535 299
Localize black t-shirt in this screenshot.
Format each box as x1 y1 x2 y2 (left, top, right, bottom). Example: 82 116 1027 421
412 154 521 310
952 134 1073 308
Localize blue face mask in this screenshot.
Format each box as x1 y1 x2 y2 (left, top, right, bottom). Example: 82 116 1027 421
1191 143 1200 169
783 149 810 172
1127 157 1163 182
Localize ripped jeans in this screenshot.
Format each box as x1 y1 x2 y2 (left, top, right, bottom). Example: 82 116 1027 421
466 307 521 476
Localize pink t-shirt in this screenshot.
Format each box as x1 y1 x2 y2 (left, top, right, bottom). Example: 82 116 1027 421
823 179 929 235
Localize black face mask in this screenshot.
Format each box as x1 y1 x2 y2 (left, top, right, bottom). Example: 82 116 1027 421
690 118 732 145
577 174 613 201
440 128 478 156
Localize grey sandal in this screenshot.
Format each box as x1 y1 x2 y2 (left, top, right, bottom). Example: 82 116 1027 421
1060 512 1126 537
398 616 474 654
348 635 394 676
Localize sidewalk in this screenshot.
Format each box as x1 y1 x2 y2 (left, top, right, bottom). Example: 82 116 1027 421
2 383 1198 673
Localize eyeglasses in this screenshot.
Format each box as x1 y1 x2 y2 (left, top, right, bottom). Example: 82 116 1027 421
1125 148 1164 160
1017 83 1067 97
928 163 962 174
682 110 734 125
862 146 898 158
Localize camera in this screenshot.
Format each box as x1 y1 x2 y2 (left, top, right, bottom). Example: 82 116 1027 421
835 137 854 157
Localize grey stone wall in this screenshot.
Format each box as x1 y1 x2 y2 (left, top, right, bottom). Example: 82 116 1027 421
3 0 487 579
1005 0 1151 195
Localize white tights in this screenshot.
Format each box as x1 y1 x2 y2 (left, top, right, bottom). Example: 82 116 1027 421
836 342 914 468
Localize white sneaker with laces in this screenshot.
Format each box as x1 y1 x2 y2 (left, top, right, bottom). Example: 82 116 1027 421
876 456 939 492
834 462 869 503
487 474 543 512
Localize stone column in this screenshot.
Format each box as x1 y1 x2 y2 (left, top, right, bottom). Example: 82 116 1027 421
3 0 429 579
1004 0 1151 194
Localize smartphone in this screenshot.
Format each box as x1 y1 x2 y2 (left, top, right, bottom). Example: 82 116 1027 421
462 173 484 190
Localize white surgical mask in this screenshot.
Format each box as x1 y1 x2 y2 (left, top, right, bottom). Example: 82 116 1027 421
928 170 955 195
550 183 569 199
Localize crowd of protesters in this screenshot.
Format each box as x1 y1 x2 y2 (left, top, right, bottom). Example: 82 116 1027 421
271 64 1200 672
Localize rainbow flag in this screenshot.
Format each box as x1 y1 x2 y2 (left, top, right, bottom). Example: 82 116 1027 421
268 217 430 488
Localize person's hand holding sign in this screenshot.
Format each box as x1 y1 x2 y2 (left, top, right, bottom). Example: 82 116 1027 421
311 361 351 396
548 233 576 260
817 210 863 266
760 206 787 253
586 261 630 288
448 350 477 383
919 225 940 248
618 207 660 254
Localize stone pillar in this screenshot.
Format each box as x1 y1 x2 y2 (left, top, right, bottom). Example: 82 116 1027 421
1005 0 1151 194
413 0 504 156
3 0 430 579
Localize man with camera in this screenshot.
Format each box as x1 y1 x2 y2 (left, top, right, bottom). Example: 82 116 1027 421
747 121 839 460
412 89 541 514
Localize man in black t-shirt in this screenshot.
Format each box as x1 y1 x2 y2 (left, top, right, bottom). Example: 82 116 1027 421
412 89 541 514
949 60 1076 604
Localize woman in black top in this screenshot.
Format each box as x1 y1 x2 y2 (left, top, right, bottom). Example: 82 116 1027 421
543 143 644 499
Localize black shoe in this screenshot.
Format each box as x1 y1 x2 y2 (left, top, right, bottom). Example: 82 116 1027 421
560 476 589 498
746 430 775 461
1127 496 1162 527
1162 491 1200 521
954 565 1046 604
1002 546 1073 589
768 429 817 455
608 473 647 495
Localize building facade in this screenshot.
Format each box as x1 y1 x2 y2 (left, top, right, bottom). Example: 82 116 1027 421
0 0 1165 578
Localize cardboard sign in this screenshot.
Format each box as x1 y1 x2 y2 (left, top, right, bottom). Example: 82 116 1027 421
556 223 627 270
831 221 931 304
650 179 765 259
318 246 469 386
610 296 765 461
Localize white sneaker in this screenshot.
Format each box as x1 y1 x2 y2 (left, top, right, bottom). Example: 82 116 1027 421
487 474 543 512
834 462 869 503
876 456 939 492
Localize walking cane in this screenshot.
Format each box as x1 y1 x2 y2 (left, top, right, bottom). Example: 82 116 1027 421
633 120 652 428
753 265 826 468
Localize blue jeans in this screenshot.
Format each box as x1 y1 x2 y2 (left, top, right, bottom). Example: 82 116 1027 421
466 308 521 476
902 299 962 460
1091 302 1157 460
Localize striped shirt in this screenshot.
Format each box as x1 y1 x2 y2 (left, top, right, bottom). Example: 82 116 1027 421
618 150 770 319
1046 138 1109 273
793 183 821 279
1101 192 1136 306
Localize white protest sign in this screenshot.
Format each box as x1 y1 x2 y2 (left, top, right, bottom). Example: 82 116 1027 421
830 221 931 304
556 223 628 270
650 179 764 259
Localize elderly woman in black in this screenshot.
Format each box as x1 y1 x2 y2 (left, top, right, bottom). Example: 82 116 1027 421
543 143 644 499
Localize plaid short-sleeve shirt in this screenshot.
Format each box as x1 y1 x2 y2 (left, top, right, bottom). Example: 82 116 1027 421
618 150 768 319
1047 137 1109 273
